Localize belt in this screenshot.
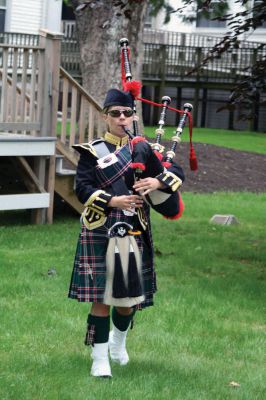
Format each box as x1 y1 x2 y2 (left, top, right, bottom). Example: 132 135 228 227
108 222 141 238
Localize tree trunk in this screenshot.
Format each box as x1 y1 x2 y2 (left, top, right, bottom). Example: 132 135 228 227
70 0 148 108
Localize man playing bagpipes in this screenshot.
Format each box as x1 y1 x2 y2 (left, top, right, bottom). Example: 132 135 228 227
68 87 186 378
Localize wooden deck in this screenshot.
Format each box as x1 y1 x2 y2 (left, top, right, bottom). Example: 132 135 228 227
0 31 104 223
0 30 62 223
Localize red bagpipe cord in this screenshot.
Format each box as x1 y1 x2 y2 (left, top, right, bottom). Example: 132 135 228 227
137 97 198 171
120 47 127 89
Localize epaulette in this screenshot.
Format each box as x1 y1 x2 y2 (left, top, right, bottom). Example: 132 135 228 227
91 138 105 145
72 138 105 158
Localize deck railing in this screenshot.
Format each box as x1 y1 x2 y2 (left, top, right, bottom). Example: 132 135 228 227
0 30 62 136
0 45 45 133
59 27 266 82
61 21 76 39
142 29 262 49
57 67 104 156
0 32 39 47
3 29 264 84
61 38 81 77
142 43 265 82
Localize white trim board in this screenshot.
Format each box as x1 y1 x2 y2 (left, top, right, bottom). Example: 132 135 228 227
0 136 56 156
0 193 50 210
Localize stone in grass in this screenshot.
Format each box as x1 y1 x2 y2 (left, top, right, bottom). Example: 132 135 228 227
210 214 239 226
47 268 57 276
229 381 241 388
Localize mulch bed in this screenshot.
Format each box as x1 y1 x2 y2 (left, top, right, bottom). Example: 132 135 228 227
165 142 266 193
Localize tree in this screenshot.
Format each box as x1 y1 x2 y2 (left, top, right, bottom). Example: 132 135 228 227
68 0 150 105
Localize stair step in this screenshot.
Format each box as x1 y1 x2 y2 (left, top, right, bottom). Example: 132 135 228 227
55 174 83 214
56 168 76 176
56 154 76 176
55 155 64 173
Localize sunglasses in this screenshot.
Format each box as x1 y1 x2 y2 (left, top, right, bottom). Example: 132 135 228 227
107 109 134 118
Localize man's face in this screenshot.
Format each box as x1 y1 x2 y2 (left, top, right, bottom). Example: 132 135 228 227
103 106 134 137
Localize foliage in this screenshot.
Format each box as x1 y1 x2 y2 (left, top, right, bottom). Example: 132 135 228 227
217 56 266 120
172 0 266 120
173 0 229 22
148 0 175 24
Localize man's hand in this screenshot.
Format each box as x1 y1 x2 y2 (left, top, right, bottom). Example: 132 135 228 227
108 195 143 211
133 178 166 196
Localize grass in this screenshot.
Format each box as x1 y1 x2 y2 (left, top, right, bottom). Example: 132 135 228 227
1 192 265 400
144 127 266 155
56 120 72 137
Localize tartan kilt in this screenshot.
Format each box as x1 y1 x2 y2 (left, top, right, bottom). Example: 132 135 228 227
68 208 157 309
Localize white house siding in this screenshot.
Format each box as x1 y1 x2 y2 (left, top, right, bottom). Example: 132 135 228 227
9 0 43 34
7 0 62 34
44 0 63 33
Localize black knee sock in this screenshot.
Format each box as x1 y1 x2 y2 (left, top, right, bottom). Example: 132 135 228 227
112 308 135 332
85 314 110 345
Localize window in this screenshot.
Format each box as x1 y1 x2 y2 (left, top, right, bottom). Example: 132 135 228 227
144 5 153 29
196 14 226 28
196 1 226 28
0 0 6 32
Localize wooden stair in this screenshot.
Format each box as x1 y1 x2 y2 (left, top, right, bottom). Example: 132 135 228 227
54 141 83 214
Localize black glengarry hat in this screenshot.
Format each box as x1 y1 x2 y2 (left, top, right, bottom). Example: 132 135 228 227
103 88 134 109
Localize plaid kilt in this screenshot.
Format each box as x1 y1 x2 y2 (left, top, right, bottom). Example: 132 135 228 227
68 208 157 309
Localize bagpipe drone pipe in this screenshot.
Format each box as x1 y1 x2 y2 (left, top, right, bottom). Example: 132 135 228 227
119 38 198 219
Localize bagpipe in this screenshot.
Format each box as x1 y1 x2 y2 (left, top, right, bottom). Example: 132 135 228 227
119 38 198 219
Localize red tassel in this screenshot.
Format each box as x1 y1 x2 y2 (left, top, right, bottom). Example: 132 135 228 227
130 162 146 171
123 80 142 98
189 147 198 171
188 114 198 171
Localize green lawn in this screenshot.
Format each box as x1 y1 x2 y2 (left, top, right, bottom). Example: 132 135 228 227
144 127 266 155
1 192 265 399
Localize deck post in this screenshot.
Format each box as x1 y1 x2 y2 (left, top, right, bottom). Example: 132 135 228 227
34 30 63 224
